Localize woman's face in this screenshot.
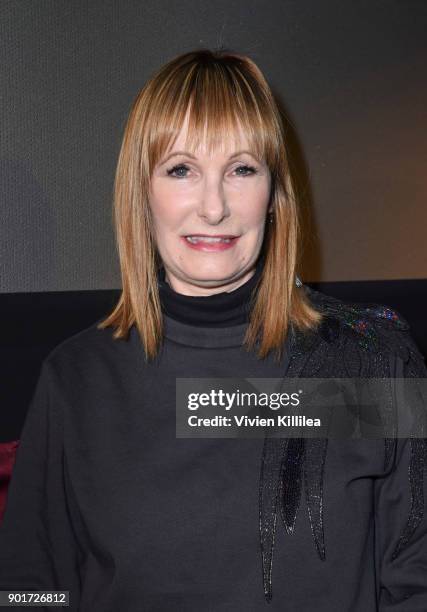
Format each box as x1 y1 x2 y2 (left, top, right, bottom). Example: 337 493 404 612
149 115 272 296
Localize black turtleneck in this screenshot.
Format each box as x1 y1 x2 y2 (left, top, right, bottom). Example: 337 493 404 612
157 255 265 327
0 255 419 612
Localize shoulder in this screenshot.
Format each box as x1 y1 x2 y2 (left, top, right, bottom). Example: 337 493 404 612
41 319 136 384
301 284 426 374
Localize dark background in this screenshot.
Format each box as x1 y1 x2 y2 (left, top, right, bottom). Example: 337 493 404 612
1 1 426 440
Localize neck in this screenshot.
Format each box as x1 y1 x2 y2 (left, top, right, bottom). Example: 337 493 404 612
157 256 265 328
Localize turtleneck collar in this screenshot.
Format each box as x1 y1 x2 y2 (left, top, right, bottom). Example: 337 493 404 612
157 255 265 327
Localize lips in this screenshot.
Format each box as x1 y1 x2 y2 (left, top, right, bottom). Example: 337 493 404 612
181 235 240 251
184 234 237 238
185 235 235 244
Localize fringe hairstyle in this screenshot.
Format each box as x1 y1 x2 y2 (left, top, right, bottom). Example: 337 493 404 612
97 48 323 362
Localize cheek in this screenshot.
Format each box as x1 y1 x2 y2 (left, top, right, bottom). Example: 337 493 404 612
151 191 187 229
238 183 270 223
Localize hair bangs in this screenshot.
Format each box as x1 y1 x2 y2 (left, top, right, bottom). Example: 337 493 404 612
147 58 279 174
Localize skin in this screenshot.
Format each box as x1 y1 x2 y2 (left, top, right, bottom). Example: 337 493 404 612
149 112 273 297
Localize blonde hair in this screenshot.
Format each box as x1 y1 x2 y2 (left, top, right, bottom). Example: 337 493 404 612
98 48 323 362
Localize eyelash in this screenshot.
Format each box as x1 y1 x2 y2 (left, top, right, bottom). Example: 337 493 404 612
166 163 259 179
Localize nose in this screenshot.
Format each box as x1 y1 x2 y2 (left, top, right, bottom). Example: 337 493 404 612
197 175 230 224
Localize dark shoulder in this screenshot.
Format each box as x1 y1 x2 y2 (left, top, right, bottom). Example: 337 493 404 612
302 284 425 369
42 319 134 380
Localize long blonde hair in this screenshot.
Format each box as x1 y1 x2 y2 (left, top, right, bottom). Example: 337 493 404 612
98 48 323 362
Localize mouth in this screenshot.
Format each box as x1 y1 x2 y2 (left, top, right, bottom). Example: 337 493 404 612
183 234 239 244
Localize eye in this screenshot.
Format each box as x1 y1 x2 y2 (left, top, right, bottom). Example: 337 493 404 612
234 164 258 177
165 163 259 179
166 163 191 178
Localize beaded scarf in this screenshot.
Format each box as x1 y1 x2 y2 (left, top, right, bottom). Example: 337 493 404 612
259 282 427 602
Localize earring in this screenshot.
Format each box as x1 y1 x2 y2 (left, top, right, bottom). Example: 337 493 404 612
268 211 274 224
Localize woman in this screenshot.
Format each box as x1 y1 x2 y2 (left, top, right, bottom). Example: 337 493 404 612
0 48 426 611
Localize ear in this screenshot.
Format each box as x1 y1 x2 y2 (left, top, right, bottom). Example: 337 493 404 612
267 188 274 215
267 177 275 214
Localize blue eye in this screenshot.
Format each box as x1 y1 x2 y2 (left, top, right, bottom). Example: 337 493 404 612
166 163 258 178
235 165 258 176
166 164 190 178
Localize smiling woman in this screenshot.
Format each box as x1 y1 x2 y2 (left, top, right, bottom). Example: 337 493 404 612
98 48 322 361
0 48 427 612
148 113 273 296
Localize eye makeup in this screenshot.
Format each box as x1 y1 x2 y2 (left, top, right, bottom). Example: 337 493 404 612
166 163 259 178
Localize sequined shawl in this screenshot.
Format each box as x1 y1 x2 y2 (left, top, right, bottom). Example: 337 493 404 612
259 282 427 602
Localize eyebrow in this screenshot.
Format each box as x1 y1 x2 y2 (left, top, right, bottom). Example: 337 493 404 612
159 150 258 165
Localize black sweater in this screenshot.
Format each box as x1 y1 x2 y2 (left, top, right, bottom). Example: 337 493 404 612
157 254 265 327
0 269 426 611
